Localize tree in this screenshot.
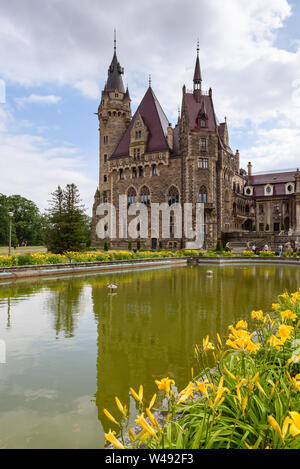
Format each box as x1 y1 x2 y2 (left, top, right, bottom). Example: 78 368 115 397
46 184 87 254
6 195 46 245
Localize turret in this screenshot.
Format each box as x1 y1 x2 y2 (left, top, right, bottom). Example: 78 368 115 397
97 31 131 192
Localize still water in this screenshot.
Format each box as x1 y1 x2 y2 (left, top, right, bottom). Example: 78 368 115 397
0 263 299 448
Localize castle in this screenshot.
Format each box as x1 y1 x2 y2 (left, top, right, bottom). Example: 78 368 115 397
91 38 300 251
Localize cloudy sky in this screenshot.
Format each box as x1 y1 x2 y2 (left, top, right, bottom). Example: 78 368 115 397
0 0 300 214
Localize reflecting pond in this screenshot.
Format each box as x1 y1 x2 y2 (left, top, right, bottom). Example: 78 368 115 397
0 263 299 448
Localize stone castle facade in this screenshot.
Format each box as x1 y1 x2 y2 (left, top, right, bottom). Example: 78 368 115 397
91 40 300 250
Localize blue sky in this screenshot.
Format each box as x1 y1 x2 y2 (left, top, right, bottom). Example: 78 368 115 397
0 0 300 214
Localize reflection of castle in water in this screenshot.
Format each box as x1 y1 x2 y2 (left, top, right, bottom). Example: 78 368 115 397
91 265 300 432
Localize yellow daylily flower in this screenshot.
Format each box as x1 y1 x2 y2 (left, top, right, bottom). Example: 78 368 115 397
149 393 157 410
202 335 215 352
236 320 248 330
138 385 143 402
135 413 158 439
277 324 293 341
105 430 124 449
130 387 143 403
252 310 264 321
178 381 194 403
115 397 127 417
224 367 237 381
267 334 284 350
281 310 297 322
146 408 160 430
268 415 283 439
103 408 119 426
155 377 175 395
289 412 300 437
194 380 213 399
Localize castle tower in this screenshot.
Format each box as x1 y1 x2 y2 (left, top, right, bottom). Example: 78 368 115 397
97 31 131 196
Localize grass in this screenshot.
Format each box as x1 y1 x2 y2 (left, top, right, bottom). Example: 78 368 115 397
0 246 47 255
103 291 300 450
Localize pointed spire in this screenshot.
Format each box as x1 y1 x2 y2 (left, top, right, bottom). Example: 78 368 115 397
105 30 125 93
149 74 152 88
193 40 202 102
124 85 130 100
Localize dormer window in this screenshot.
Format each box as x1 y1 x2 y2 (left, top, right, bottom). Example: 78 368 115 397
244 186 253 196
135 131 142 139
286 183 295 194
200 119 206 128
264 184 273 196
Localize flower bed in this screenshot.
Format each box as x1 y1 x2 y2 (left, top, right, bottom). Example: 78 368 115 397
0 249 199 267
103 291 300 449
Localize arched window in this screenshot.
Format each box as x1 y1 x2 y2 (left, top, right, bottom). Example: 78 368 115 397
225 189 231 212
127 187 137 207
140 186 150 206
168 186 179 206
199 186 207 204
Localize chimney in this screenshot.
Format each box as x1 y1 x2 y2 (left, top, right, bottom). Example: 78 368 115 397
247 161 253 177
167 123 173 150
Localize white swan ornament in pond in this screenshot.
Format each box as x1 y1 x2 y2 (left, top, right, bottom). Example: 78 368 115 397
107 284 118 293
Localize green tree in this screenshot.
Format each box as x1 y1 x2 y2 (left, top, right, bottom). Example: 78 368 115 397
6 195 45 245
46 184 87 254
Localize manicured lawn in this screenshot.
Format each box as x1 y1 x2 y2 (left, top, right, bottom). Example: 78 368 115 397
0 246 47 255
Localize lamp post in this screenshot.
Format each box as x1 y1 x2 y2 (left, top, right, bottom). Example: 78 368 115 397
8 211 13 256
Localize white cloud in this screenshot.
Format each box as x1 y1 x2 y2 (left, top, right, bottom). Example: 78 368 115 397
0 109 96 212
15 94 62 108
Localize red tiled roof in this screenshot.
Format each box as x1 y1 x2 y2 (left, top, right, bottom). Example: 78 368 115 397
185 93 216 131
111 87 170 157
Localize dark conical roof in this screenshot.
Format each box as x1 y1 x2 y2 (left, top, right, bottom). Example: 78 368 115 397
193 52 202 83
106 49 125 93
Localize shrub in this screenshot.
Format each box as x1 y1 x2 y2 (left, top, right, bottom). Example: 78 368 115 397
259 251 276 257
242 250 254 257
216 240 223 252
